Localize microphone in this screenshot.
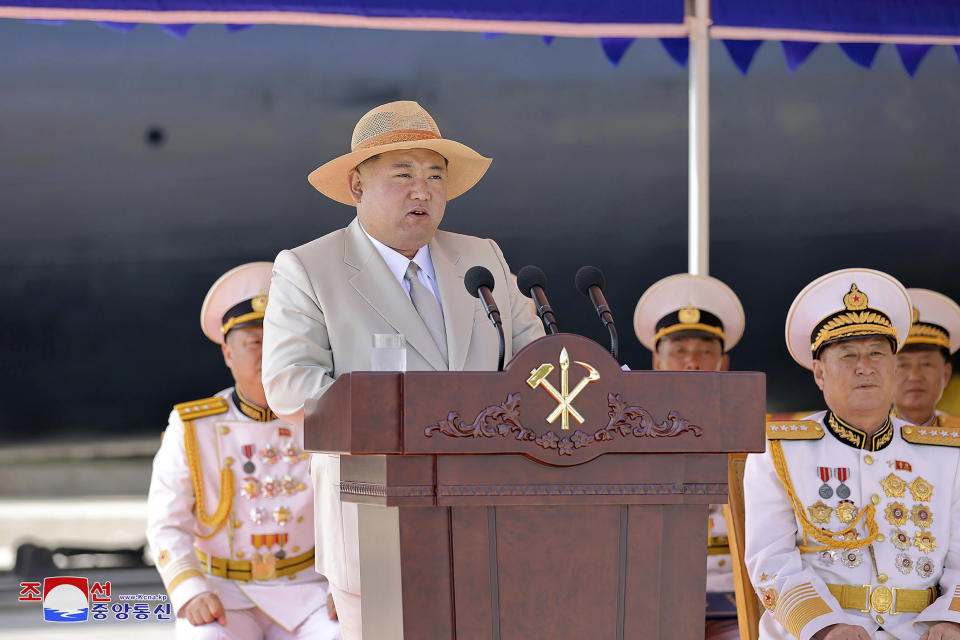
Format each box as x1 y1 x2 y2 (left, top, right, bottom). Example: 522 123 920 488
464 266 505 372
516 265 559 335
575 265 619 361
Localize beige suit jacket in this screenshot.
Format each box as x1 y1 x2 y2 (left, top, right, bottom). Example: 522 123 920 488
262 216 544 591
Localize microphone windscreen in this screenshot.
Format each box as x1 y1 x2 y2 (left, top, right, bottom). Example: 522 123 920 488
464 266 496 298
516 265 547 299
575 265 605 297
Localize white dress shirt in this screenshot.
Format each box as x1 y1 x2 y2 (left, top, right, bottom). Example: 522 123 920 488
359 222 442 309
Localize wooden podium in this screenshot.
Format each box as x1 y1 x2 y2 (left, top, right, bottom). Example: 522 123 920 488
305 334 765 640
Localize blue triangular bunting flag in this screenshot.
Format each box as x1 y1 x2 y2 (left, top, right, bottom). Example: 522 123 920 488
482 32 504 40
780 41 818 73
838 42 881 68
159 23 194 38
96 21 137 32
599 38 634 67
542 35 555 46
895 44 933 77
722 39 763 75
226 24 254 33
659 37 689 67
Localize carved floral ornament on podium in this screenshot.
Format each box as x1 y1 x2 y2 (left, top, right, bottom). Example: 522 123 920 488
424 347 702 459
4 0 960 77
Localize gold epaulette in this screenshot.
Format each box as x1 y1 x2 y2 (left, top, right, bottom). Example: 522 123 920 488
766 420 824 440
902 424 960 447
938 414 960 428
174 397 229 421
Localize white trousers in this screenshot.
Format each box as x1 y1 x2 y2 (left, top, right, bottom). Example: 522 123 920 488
175 602 340 640
329 583 362 640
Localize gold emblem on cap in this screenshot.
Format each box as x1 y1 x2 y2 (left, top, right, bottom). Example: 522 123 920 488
843 284 869 310
678 306 700 324
252 295 268 313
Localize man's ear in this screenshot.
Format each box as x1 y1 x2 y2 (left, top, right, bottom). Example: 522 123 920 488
348 169 363 205
651 351 662 371
812 359 826 391
719 354 730 372
944 361 953 388
221 340 233 369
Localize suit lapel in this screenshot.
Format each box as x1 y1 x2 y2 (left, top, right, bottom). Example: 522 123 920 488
431 232 475 372
344 218 447 371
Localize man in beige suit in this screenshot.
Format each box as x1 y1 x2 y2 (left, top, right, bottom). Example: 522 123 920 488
261 100 545 639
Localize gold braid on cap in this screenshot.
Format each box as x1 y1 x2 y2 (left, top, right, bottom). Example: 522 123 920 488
810 284 897 354
905 307 950 349
769 440 878 552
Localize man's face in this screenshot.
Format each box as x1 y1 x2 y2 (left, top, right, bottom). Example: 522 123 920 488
221 325 265 398
812 337 896 417
653 335 728 371
349 148 448 254
895 347 951 417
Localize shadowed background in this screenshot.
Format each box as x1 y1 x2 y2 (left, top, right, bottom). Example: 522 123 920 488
2 20 959 443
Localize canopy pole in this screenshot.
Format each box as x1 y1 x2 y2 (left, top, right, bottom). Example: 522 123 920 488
688 0 710 276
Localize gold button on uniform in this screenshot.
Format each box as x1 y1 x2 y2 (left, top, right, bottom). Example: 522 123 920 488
865 454 874 465
878 573 888 583
872 494 880 505
876 534 886 543
877 615 885 625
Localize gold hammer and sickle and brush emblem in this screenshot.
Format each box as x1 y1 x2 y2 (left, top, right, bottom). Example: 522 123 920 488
525 348 601 430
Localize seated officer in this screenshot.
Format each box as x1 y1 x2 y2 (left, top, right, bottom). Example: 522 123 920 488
634 273 745 640
894 288 960 428
146 263 339 639
745 268 960 640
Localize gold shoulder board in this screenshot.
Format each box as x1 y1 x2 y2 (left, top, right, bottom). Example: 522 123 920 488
902 424 960 447
174 397 229 421
938 414 960 428
766 420 824 440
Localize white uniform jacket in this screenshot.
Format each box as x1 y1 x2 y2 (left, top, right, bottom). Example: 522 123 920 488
146 388 329 632
745 411 960 640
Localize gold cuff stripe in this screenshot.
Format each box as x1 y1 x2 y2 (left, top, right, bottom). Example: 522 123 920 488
950 585 960 613
901 425 960 447
166 569 204 593
775 583 818 621
221 311 265 335
784 597 832 639
183 420 234 534
653 322 725 344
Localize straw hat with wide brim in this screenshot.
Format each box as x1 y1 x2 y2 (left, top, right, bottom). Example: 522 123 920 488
307 100 493 206
785 268 912 370
200 262 274 345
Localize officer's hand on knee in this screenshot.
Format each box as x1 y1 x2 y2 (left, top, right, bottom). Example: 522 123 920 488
814 624 871 640
921 621 960 640
183 592 227 627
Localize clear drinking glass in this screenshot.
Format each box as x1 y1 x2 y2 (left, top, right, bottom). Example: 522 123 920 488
371 333 406 371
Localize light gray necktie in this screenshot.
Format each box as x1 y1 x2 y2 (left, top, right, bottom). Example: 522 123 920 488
404 261 448 364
